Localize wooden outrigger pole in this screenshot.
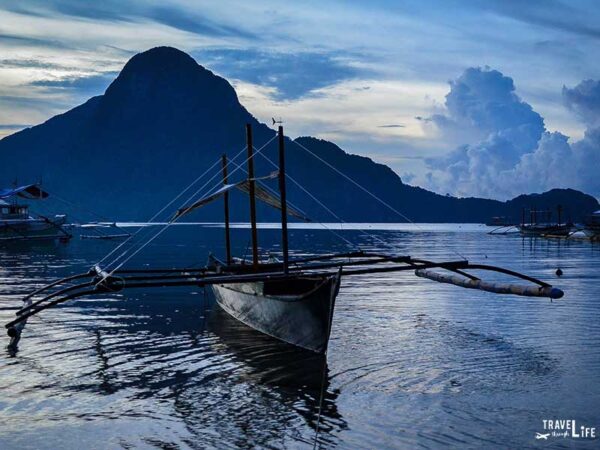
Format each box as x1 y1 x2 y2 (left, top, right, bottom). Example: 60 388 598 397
4 252 564 346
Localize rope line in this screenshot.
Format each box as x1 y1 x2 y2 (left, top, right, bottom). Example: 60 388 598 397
99 136 271 271
95 154 228 268
49 192 113 222
257 151 389 249
292 139 415 222
227 158 356 249
291 139 468 261
102 134 278 276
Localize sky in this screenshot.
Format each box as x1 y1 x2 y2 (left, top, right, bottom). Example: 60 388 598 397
0 0 599 200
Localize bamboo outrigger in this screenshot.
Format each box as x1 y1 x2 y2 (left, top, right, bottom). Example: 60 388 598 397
5 125 564 353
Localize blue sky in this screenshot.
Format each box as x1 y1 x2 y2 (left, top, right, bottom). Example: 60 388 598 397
0 0 599 199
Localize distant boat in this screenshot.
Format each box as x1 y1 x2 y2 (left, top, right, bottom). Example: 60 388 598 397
518 223 573 237
0 184 72 244
518 206 573 237
78 222 131 240
582 210 600 240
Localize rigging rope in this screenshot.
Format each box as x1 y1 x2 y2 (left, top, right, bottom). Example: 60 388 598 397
257 151 390 249
292 139 415 222
95 154 230 268
47 192 130 239
48 192 113 223
94 127 467 276
98 136 273 272
102 134 279 277
226 158 357 249
291 139 468 261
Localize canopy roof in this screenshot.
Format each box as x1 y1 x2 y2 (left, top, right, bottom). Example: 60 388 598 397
174 172 310 222
0 184 49 200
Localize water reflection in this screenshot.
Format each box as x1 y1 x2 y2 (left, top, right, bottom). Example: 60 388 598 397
208 307 344 427
2 279 345 447
1 226 599 449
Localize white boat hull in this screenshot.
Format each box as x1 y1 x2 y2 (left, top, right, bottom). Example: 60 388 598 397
0 216 70 242
582 227 600 240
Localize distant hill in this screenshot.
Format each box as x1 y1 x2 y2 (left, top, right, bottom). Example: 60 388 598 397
0 47 597 223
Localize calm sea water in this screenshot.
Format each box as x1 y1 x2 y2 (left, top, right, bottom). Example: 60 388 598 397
1 224 599 449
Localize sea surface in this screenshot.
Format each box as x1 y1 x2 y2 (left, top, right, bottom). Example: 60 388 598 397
0 224 599 449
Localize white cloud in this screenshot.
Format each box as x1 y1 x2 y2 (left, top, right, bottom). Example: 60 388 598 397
1 1 600 198
422 69 600 199
233 77 446 141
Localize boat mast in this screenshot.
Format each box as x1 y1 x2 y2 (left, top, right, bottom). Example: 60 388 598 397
222 154 232 265
246 124 259 268
278 126 289 274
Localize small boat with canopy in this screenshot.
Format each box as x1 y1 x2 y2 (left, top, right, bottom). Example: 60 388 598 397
0 184 72 244
4 125 564 353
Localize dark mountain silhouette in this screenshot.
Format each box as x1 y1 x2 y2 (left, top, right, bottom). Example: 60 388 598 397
0 47 597 223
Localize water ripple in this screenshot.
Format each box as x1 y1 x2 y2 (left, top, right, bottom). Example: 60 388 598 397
1 226 599 449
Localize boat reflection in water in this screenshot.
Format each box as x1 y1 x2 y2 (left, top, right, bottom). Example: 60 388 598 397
48 289 346 448
203 306 345 445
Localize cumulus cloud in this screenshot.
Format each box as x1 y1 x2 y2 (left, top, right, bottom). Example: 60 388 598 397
423 67 600 199
563 79 600 126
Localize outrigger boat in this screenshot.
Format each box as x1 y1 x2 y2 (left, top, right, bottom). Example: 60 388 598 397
78 222 131 240
0 184 72 244
518 206 573 237
4 125 564 353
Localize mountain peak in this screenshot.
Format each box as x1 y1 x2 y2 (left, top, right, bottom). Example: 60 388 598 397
119 46 199 78
103 46 238 105
1 47 596 222
99 46 243 125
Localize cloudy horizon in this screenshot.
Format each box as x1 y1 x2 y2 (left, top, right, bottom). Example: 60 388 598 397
1 0 599 200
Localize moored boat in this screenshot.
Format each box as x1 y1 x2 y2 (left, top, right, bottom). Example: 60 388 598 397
210 258 340 353
0 184 72 243
518 223 573 237
582 210 600 240
518 206 572 237
78 222 131 240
